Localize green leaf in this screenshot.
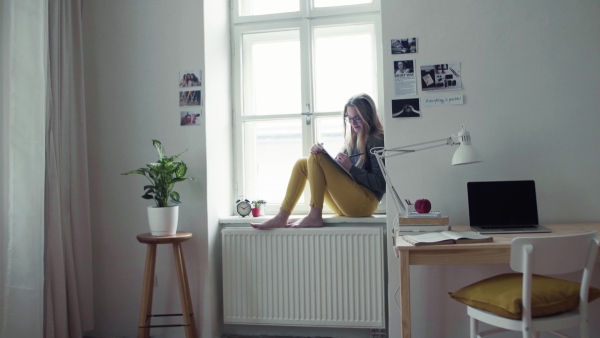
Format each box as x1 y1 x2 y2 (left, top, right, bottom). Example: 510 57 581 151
122 169 146 175
175 162 187 177
153 140 165 159
142 194 154 200
171 191 181 203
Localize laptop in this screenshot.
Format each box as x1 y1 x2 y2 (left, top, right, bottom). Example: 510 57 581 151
467 180 551 234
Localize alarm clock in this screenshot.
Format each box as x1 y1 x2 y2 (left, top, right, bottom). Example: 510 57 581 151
235 199 252 217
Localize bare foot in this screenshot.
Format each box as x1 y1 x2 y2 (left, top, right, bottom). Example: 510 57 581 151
250 210 290 230
287 217 324 228
288 207 324 228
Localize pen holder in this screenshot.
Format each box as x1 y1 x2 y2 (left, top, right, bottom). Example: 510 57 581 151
405 205 415 215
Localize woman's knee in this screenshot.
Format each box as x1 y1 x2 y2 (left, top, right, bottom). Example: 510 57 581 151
292 158 308 174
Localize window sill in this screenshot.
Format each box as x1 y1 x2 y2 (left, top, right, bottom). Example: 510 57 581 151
220 214 386 227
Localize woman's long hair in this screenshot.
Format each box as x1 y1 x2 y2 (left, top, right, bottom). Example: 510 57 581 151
343 93 384 167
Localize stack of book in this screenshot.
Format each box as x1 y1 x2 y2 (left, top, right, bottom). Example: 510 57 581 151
396 211 450 234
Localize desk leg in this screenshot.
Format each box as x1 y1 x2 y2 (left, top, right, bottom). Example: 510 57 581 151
399 251 411 338
138 244 157 338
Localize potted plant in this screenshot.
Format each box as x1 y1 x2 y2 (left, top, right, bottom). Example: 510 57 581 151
122 139 194 236
251 200 266 217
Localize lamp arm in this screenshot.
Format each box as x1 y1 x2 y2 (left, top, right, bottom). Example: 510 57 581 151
380 137 456 159
370 135 458 218
373 149 406 217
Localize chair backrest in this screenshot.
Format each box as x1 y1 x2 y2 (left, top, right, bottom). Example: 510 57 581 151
510 231 598 275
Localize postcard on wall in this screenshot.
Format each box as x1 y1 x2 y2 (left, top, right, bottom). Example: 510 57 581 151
179 90 201 107
391 38 417 54
394 60 417 96
180 110 202 126
392 98 421 118
179 70 202 88
422 95 464 107
420 62 462 92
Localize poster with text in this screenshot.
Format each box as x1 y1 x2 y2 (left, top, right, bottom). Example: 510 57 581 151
420 62 462 92
422 95 464 107
394 60 417 96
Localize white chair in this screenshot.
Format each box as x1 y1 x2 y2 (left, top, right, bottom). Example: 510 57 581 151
452 232 599 338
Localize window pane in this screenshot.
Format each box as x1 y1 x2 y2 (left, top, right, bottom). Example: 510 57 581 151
313 24 376 112
244 120 304 203
243 30 301 116
315 117 345 154
239 0 299 16
314 0 372 8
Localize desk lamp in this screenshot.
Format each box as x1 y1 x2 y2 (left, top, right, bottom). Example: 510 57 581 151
370 124 482 223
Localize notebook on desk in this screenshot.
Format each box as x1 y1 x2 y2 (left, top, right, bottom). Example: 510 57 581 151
467 180 551 234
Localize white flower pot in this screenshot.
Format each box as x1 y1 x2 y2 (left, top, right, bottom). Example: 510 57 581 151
147 205 179 236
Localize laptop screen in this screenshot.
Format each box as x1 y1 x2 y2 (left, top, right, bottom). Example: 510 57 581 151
467 180 539 227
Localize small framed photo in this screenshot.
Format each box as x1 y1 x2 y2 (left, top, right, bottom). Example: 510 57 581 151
392 98 421 118
179 90 201 107
180 110 202 126
391 38 417 54
179 70 202 88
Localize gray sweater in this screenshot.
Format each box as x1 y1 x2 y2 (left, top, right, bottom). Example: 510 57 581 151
348 136 386 201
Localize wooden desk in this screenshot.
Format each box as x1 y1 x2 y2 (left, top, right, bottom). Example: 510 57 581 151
394 223 600 338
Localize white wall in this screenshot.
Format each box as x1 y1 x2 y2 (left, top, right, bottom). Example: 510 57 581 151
82 0 230 337
380 0 600 337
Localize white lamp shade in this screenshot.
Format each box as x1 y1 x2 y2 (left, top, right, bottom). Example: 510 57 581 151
452 144 482 165
451 126 482 165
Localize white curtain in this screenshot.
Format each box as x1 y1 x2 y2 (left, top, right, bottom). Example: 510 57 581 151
44 0 94 336
1 0 48 337
1 0 93 337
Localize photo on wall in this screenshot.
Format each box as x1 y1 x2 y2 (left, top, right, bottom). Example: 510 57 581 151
180 110 202 126
420 62 462 91
394 60 414 75
179 70 202 88
391 38 417 54
179 90 201 107
392 98 421 118
394 60 417 96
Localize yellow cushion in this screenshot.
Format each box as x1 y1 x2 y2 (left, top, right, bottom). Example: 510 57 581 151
448 273 600 319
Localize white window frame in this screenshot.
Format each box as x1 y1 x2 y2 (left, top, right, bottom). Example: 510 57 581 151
232 0 381 24
231 0 384 215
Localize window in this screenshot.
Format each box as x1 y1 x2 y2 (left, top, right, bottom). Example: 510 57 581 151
232 0 382 214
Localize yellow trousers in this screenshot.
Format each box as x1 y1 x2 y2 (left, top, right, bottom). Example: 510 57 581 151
280 153 379 217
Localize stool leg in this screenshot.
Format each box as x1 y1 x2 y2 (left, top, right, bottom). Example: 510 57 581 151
173 243 198 338
138 243 157 338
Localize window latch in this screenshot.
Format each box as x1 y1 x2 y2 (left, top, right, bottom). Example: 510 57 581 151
301 104 312 125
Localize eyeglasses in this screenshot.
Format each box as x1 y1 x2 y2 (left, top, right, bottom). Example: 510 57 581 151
344 115 363 123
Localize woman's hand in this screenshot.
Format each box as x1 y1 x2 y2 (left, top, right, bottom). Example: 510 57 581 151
310 143 324 154
335 153 352 171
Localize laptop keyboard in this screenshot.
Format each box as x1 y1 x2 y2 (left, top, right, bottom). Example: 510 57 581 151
478 224 537 229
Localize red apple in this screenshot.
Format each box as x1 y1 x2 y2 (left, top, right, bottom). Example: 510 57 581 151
414 198 432 213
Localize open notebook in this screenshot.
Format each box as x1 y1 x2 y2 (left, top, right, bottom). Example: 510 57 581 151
467 180 551 234
320 143 354 181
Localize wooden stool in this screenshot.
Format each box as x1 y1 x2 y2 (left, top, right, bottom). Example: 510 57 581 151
136 232 198 338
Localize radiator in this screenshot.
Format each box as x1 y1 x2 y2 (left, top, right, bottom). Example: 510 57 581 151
222 227 385 328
